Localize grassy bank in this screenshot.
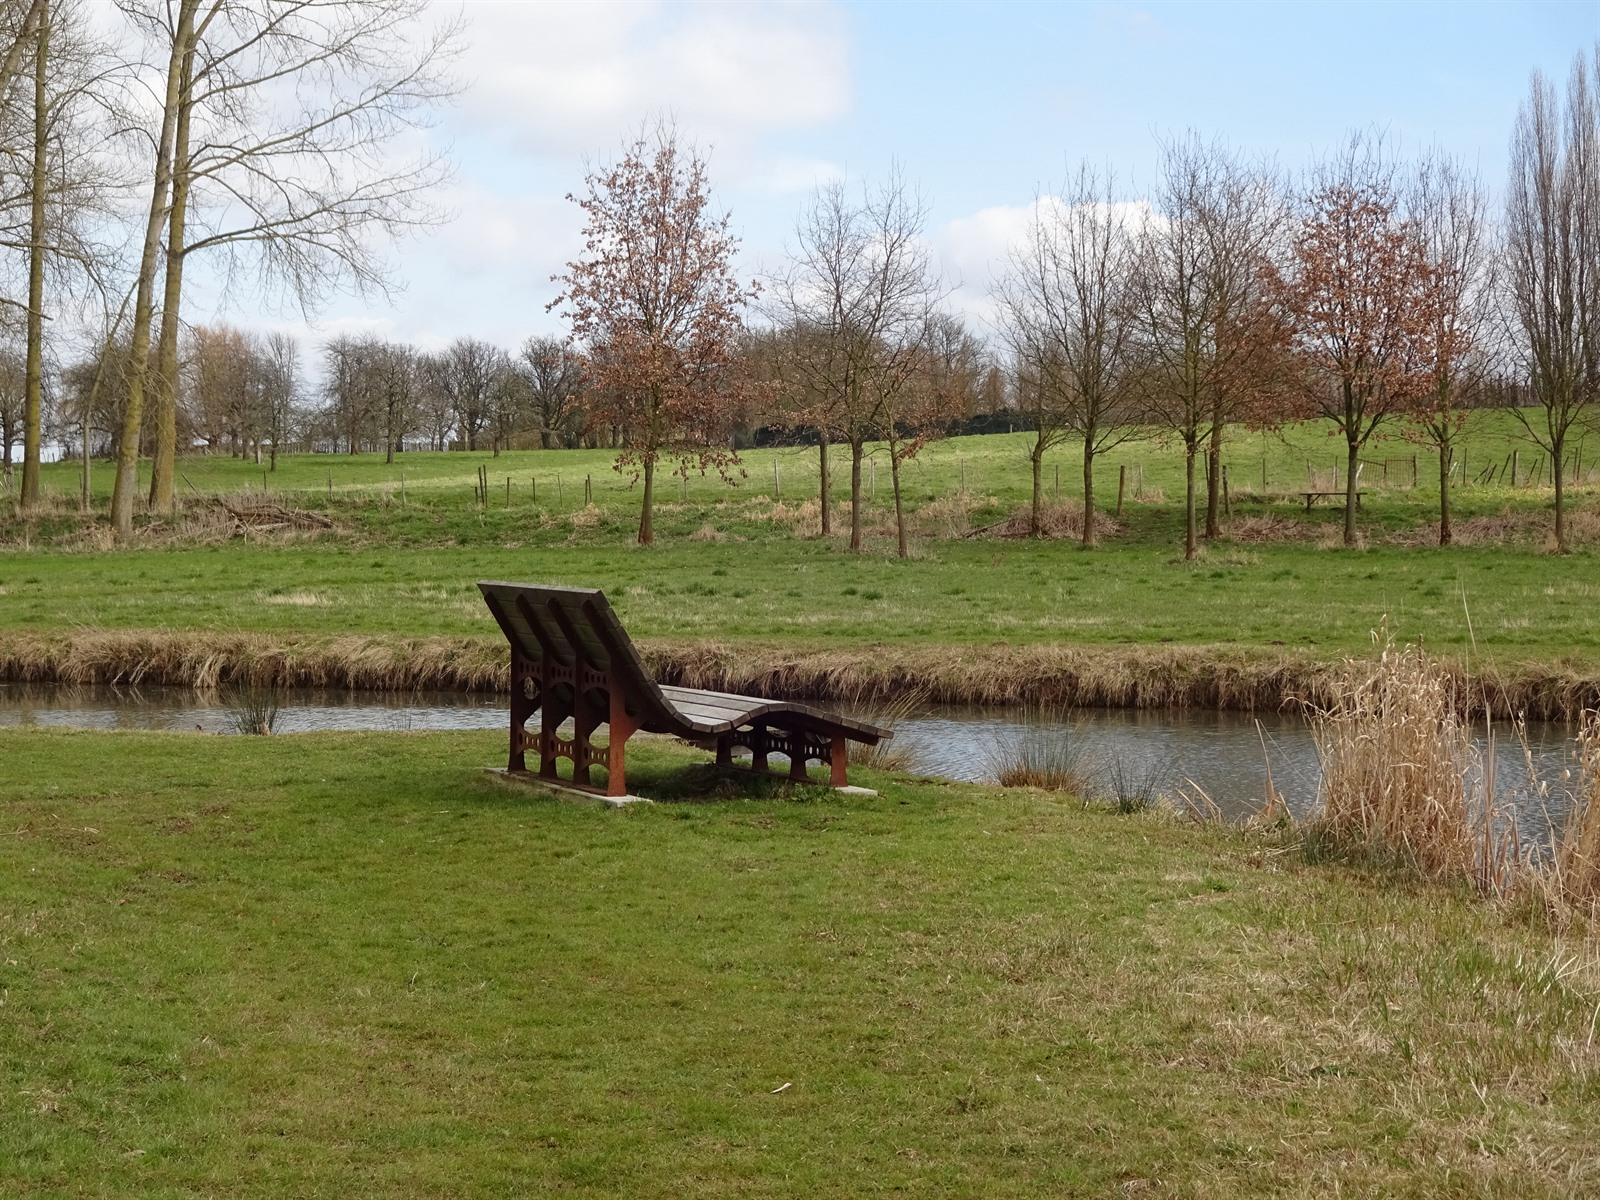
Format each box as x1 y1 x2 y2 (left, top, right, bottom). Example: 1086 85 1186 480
6 628 1600 719
3 728 1598 1197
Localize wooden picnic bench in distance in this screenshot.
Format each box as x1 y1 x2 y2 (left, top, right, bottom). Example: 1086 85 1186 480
1301 490 1364 512
477 581 890 803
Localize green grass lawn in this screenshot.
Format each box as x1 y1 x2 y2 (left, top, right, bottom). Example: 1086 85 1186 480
3 411 1598 671
2 729 1597 1197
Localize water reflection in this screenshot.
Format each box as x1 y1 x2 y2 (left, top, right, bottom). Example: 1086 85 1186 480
0 682 1582 838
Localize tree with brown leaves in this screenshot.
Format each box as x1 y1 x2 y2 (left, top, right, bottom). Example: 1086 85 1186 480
552 123 758 545
1266 138 1439 547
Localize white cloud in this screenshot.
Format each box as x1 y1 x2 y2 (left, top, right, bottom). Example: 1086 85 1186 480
456 0 850 155
936 196 1158 331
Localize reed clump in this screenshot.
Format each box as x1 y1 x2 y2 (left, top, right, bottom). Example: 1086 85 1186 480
1538 712 1600 918
1302 635 1502 886
987 719 1105 797
223 685 281 735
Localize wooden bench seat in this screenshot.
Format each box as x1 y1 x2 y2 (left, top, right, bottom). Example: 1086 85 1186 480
478 581 889 798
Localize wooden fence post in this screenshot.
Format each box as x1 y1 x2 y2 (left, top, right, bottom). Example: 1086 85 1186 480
1115 464 1126 516
585 474 593 505
506 476 511 508
1222 465 1232 517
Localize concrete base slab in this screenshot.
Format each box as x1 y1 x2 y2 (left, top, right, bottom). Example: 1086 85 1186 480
833 785 878 797
481 768 650 808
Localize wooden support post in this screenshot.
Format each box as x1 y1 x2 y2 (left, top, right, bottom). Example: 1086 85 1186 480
531 476 536 502
508 648 533 772
1053 462 1060 499
505 476 511 508
716 736 732 769
571 686 595 789
605 688 636 798
1222 465 1232 517
1412 455 1418 488
538 668 562 781
751 724 769 773
1116 464 1126 516
585 474 592 505
1512 449 1520 487
829 735 847 788
789 736 809 781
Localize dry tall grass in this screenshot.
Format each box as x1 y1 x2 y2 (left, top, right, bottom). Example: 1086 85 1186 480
1540 713 1600 918
1300 634 1600 925
1302 636 1504 886
7 631 1600 720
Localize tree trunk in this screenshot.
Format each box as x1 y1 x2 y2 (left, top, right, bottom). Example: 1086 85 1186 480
637 458 655 546
1203 423 1223 539
1343 436 1360 547
148 34 195 515
1552 433 1567 554
1184 438 1198 561
890 447 908 559
1030 441 1043 537
111 0 193 541
1438 439 1453 547
1081 444 1097 548
848 439 863 552
19 0 45 510
818 431 831 536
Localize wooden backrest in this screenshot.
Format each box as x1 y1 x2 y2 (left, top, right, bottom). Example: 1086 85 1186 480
477 581 673 722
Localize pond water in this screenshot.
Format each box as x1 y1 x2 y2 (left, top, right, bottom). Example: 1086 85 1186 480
0 682 1583 840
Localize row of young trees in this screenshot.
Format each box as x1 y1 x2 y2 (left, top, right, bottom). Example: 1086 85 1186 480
550 45 1596 555
996 48 1598 556
0 0 459 538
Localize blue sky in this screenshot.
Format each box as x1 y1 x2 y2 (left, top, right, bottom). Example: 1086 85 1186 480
192 0 1599 370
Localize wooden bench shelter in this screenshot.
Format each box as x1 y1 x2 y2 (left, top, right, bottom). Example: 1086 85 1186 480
1300 490 1364 512
478 581 890 801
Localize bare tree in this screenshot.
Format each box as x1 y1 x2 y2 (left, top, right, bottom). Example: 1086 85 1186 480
0 0 44 121
519 334 584 449
1409 152 1494 546
416 352 453 451
261 330 297 469
2 0 126 508
767 171 938 550
107 0 193 539
1503 46 1599 553
999 167 1143 547
0 345 22 478
122 0 461 512
432 337 504 453
552 122 759 545
1133 135 1283 558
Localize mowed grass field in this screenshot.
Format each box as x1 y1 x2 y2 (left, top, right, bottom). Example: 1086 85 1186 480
3 410 1599 667
3 728 1598 1198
